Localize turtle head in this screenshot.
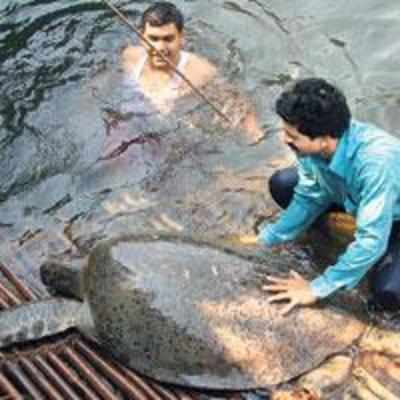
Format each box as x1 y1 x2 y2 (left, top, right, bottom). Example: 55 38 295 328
40 256 87 301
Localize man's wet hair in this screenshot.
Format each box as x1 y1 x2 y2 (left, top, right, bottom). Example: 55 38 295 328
140 2 184 32
275 78 351 138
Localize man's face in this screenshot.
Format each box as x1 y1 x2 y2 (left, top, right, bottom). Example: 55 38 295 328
281 121 323 157
142 22 184 70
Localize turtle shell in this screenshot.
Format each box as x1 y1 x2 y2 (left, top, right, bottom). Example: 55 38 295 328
83 234 365 390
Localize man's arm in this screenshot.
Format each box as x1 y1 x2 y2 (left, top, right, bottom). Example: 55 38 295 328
257 158 332 246
187 62 264 142
239 158 331 246
310 160 396 298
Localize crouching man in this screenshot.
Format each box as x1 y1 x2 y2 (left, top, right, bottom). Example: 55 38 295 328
241 78 400 314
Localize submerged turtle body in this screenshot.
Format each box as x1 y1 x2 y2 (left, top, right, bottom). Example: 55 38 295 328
1 234 400 396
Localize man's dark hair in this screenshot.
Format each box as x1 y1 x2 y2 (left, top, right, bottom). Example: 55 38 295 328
140 2 184 32
275 78 351 138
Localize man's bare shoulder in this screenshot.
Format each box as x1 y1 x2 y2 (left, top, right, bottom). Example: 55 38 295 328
121 46 142 72
185 52 217 87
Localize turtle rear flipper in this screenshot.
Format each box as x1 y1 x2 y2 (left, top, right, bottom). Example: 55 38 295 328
0 298 86 349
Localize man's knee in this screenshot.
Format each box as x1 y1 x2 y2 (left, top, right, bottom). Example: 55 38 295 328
370 259 400 311
371 289 400 311
370 224 400 311
268 167 298 209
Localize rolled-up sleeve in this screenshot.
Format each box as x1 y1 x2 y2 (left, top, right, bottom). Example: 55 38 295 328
258 158 332 246
311 161 395 298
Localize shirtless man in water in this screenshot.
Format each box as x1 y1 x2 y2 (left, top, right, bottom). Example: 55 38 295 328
121 1 263 142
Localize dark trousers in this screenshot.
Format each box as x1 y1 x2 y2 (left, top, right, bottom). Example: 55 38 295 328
269 167 400 311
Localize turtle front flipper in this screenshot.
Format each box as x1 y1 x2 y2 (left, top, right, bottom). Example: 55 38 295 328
0 298 86 348
272 355 353 399
360 326 400 356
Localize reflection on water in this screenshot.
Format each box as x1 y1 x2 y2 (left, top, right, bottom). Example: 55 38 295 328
1 0 400 325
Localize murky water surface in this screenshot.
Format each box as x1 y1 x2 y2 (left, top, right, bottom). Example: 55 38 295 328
1 0 400 326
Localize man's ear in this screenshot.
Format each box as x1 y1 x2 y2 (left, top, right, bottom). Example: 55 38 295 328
323 134 339 155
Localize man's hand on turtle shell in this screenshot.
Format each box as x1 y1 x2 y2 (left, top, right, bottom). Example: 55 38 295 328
263 270 318 316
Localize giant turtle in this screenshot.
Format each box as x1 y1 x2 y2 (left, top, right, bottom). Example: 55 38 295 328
1 233 399 399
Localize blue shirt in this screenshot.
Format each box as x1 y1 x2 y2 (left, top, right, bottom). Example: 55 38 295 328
258 120 400 298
